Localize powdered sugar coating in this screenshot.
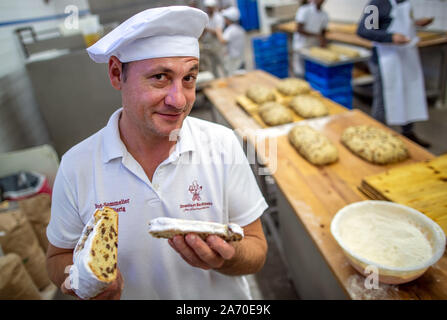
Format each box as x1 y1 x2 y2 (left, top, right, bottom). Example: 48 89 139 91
148 217 244 242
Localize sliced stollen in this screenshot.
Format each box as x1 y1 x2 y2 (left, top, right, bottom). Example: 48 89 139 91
341 125 409 165
148 217 244 242
288 125 338 165
246 85 276 104
276 78 311 96
289 95 329 118
70 207 118 299
259 102 294 126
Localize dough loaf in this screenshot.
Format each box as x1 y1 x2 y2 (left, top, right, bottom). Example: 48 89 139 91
288 125 338 165
259 102 294 126
246 85 276 104
327 44 360 58
276 78 311 96
289 95 329 118
309 47 340 63
341 125 409 165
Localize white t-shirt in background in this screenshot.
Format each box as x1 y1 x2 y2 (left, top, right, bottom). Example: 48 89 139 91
293 3 329 49
222 23 246 59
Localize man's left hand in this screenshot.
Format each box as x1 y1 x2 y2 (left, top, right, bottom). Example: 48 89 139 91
168 234 236 270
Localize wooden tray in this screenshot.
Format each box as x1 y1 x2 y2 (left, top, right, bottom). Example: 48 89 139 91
359 154 447 234
236 90 347 128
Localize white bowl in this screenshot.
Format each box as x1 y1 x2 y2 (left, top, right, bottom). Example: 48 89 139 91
331 200 446 284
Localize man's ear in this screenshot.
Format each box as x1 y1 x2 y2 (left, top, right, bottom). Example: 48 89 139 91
108 56 124 90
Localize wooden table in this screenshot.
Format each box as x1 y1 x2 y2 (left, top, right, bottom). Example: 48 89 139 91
274 21 447 49
204 70 447 299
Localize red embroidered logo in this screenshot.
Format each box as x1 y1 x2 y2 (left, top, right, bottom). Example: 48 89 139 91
180 181 213 212
188 180 202 201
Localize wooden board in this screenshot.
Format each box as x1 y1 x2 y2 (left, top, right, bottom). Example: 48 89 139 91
205 71 348 130
360 154 447 234
235 89 347 128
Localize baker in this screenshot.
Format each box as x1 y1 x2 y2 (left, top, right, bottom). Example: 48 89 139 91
357 0 433 147
292 0 329 76
46 6 268 300
216 6 246 76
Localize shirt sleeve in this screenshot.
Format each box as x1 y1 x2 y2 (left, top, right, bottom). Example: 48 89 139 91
225 132 268 227
357 0 394 43
46 161 85 249
296 6 308 24
222 27 232 42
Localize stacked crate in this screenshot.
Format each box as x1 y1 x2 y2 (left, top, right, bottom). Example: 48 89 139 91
305 60 353 109
252 33 289 79
238 0 259 31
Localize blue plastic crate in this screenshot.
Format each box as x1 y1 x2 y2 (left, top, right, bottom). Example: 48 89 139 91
255 56 288 67
252 33 287 50
309 81 352 96
305 60 353 79
238 0 259 30
305 71 351 90
328 92 353 109
309 81 353 109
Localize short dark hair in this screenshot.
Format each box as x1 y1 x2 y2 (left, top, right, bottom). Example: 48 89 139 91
121 62 129 82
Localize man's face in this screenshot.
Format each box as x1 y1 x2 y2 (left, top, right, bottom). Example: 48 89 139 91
120 56 199 138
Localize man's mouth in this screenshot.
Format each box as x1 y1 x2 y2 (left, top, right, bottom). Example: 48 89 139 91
156 112 183 121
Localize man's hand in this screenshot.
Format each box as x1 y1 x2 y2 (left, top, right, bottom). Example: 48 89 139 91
168 234 235 270
319 35 327 48
415 17 434 27
392 33 410 44
61 266 124 300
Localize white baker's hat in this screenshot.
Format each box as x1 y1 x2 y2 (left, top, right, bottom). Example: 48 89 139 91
86 6 209 63
221 6 240 21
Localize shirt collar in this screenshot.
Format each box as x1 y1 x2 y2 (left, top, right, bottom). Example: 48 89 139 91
102 108 196 163
102 108 127 163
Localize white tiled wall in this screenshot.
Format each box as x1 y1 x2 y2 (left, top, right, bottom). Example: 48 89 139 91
322 0 447 31
0 0 88 153
0 0 89 77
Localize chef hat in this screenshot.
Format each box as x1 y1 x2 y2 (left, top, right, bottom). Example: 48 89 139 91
221 6 240 22
204 0 217 7
86 6 209 63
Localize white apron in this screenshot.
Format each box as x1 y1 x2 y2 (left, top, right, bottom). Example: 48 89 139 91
376 0 428 125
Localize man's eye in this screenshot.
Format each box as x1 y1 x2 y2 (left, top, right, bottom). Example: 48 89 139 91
184 75 197 82
153 74 167 80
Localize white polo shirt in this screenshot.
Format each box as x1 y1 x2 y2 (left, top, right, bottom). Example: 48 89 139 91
222 23 246 59
47 107 268 300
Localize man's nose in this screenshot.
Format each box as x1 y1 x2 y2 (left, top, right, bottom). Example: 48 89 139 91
165 80 186 110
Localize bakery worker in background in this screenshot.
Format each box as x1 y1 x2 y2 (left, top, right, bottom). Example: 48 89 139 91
45 6 268 300
216 6 246 76
357 0 433 148
200 0 226 78
292 0 329 76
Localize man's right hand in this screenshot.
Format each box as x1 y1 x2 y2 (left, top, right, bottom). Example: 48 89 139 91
61 267 124 300
392 33 410 44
